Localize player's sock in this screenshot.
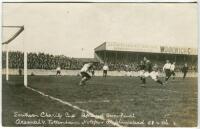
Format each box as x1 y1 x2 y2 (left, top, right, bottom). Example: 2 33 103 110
80 77 87 85
82 77 87 81
79 81 83 85
156 80 163 85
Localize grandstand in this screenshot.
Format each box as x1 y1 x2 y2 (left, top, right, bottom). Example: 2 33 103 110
94 42 197 71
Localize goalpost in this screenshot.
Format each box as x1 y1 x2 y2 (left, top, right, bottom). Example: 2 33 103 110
2 25 27 87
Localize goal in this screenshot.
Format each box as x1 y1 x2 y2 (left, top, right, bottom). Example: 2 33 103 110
2 25 27 87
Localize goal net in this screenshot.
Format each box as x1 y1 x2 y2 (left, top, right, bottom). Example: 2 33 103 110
2 26 27 86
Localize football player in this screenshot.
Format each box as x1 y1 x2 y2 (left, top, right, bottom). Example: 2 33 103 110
141 57 163 86
56 66 61 76
138 60 145 81
163 60 172 83
103 63 109 77
182 63 188 79
79 62 93 86
170 62 176 79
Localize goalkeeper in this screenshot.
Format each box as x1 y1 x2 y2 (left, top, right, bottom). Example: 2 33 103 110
79 62 94 86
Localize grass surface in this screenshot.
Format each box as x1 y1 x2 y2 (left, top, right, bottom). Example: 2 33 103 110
2 75 197 127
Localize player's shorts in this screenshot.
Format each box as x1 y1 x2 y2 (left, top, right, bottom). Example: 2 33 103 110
165 69 171 77
80 72 91 79
57 70 61 74
103 70 107 74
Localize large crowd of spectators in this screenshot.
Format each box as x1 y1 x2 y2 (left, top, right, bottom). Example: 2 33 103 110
2 51 83 70
2 51 197 72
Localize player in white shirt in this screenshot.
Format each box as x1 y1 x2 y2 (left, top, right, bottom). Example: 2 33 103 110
163 60 171 82
103 63 109 77
79 63 93 86
170 62 176 79
56 66 61 76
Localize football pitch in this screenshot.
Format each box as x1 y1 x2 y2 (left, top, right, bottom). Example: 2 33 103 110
2 75 197 127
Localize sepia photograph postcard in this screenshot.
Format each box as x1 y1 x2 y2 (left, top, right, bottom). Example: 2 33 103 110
1 0 198 127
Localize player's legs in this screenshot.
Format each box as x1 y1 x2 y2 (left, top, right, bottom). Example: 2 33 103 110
171 71 175 79
139 70 144 80
141 77 146 84
80 77 87 85
165 69 171 82
156 79 163 85
105 70 107 77
79 72 91 86
140 76 146 87
183 72 187 79
19 69 22 76
80 76 91 86
141 72 149 85
103 70 105 77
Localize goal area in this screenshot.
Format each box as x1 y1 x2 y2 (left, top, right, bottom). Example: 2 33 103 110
2 25 27 87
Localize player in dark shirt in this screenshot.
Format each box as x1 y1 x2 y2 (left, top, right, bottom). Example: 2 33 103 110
138 61 145 80
18 68 22 76
91 69 95 76
141 59 151 84
139 61 145 70
182 63 188 79
144 60 153 73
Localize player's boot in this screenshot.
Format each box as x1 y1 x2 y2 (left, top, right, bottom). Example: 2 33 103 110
155 79 164 86
79 82 83 86
161 81 165 86
164 81 168 84
161 83 165 86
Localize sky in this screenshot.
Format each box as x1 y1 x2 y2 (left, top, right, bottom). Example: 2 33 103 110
2 3 198 58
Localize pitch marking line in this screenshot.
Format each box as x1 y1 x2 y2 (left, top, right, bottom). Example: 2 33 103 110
26 86 122 127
